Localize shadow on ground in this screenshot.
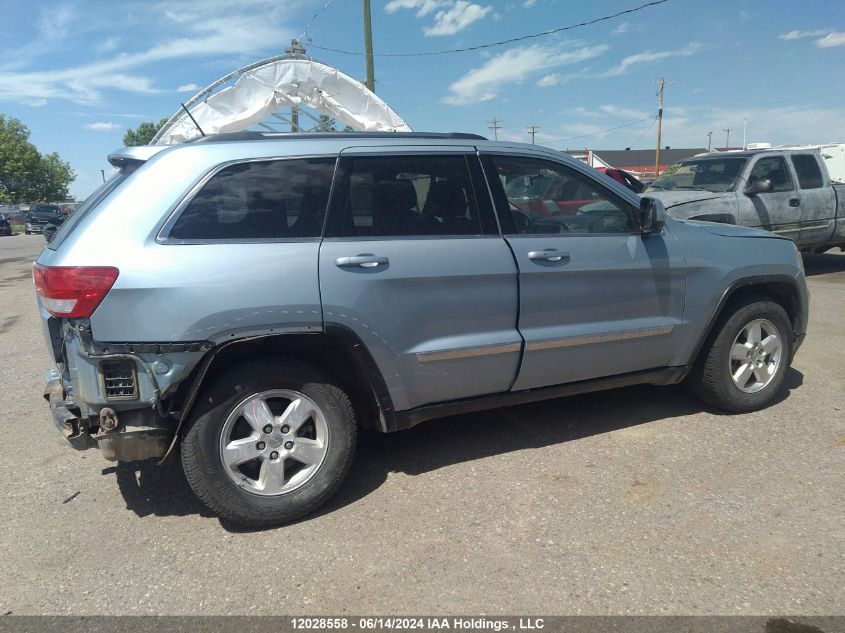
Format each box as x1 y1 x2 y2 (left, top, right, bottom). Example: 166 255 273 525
107 369 803 529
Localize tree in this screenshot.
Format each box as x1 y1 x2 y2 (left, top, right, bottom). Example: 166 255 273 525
317 114 337 132
123 118 168 146
0 114 75 203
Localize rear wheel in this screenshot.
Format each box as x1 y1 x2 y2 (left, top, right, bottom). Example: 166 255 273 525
689 299 793 413
181 361 356 527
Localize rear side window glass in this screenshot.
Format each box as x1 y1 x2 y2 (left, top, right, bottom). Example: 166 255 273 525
325 155 484 238
170 158 336 240
790 154 824 189
749 156 794 192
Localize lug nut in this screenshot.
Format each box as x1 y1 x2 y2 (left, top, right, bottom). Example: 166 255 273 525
281 425 290 433
256 441 266 450
284 441 294 450
262 424 273 434
270 451 279 460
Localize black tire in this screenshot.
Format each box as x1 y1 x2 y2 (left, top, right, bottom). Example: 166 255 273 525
24 229 31 235
689 298 793 413
181 360 356 527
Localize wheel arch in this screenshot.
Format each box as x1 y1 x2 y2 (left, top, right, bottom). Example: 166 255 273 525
689 275 804 368
160 325 394 462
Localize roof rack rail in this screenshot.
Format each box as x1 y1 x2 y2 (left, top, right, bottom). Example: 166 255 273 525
189 131 488 144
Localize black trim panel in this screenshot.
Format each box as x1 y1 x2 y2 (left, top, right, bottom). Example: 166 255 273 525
386 366 688 432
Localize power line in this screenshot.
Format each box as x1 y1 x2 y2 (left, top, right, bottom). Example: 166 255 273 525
542 116 655 145
309 0 669 57
299 0 335 46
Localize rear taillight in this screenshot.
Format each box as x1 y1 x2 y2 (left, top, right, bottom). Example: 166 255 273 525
33 264 119 318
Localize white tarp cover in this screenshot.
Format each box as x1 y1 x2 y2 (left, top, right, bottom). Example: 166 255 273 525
155 58 412 145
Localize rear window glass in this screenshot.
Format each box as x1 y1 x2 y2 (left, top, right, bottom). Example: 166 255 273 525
29 205 61 215
47 171 130 250
169 158 336 240
790 154 824 189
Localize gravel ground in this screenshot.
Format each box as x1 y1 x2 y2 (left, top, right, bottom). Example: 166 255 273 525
0 233 842 615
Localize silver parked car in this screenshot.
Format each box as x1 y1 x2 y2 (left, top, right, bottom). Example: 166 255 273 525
35 132 808 527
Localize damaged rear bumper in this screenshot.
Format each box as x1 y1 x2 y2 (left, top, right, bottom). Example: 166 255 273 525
44 369 173 461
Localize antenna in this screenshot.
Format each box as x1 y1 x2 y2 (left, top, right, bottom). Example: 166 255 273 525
180 103 206 137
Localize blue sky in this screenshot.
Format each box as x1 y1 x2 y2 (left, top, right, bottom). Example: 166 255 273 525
1 0 843 199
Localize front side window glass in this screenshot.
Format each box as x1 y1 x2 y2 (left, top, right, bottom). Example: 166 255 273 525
748 156 794 193
170 158 336 240
330 155 483 237
489 155 635 234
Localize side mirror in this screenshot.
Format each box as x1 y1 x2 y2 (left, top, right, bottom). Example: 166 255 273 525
639 196 666 234
745 179 772 195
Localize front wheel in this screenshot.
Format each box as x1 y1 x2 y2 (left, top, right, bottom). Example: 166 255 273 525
689 299 793 413
181 361 357 527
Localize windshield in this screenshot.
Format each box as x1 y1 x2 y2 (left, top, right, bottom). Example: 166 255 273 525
29 205 62 216
646 157 746 193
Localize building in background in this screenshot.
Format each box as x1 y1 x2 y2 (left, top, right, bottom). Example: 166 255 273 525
567 147 710 179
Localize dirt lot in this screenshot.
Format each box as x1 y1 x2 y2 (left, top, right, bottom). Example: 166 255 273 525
0 233 842 615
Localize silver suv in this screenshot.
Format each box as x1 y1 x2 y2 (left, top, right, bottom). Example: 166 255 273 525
35 132 808 527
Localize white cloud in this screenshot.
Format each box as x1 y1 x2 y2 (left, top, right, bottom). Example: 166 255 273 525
779 29 830 41
523 0 538 7
598 104 649 119
0 1 293 105
387 0 492 35
611 22 630 36
177 82 199 92
816 32 845 47
604 42 700 76
84 122 122 132
444 43 608 105
385 0 448 16
23 98 47 107
425 1 493 35
536 74 559 88
96 37 121 53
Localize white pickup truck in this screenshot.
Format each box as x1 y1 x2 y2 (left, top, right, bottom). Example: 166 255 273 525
646 147 845 252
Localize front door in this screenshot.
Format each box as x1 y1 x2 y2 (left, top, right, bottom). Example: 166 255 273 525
319 148 521 412
739 155 801 242
480 153 686 391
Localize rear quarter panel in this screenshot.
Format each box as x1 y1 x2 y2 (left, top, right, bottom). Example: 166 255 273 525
36 143 326 342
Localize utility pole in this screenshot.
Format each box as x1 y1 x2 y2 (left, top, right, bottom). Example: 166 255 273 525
723 128 731 149
707 130 713 151
99 169 105 183
285 39 307 131
363 0 375 93
488 118 502 141
742 117 747 150
527 125 539 144
654 76 665 177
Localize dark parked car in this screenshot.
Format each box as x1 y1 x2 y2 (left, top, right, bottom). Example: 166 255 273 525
25 204 65 235
0 214 12 236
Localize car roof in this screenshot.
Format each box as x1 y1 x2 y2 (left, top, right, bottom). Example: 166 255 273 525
686 148 821 161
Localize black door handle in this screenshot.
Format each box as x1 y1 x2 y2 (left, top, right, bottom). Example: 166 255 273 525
789 198 800 207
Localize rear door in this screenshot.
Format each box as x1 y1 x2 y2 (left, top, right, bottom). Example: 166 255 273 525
319 147 520 412
740 155 801 241
790 153 836 248
481 152 686 391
